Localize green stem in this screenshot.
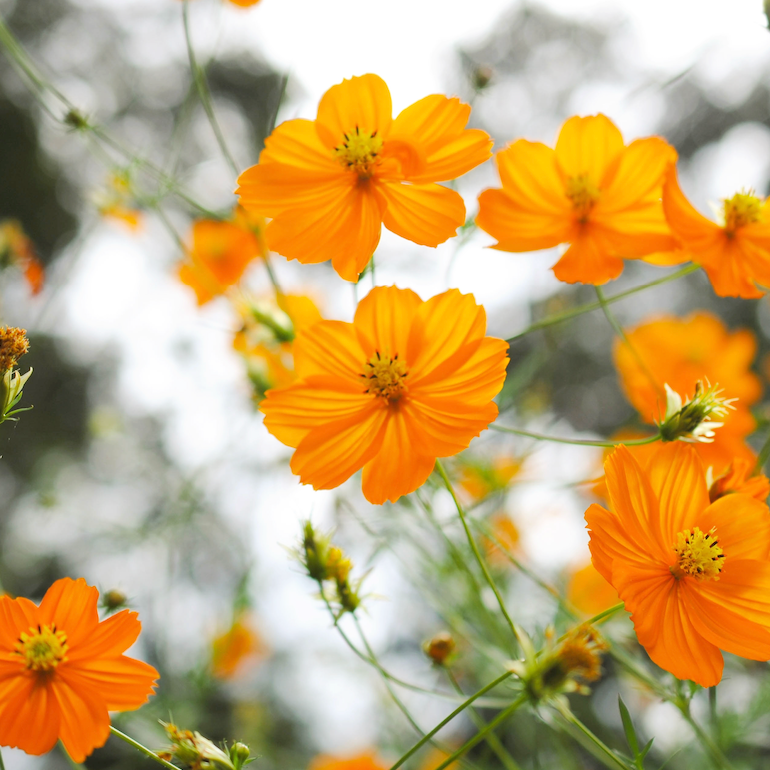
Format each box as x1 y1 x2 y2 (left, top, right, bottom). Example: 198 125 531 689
677 704 734 770
489 424 660 448
507 265 699 344
109 727 180 770
445 669 523 770
0 746 5 770
263 252 285 298
582 601 625 627
427 695 528 770
435 460 520 647
182 0 239 175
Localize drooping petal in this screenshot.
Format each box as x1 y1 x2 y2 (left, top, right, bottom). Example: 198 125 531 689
360 408 437 504
290 403 390 490
551 229 625 285
662 167 724 248
39 578 100 649
379 181 465 247
701 236 768 298
554 114 625 185
0 676 60 757
293 320 368 383
65 656 158 711
315 74 393 149
261 378 374 449
698 494 770 562
257 118 340 172
353 285 423 360
644 443 709 544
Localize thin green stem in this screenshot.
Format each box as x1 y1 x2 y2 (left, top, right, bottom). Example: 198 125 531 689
263 252 285 298
428 695 528 770
0 746 5 770
709 686 718 737
507 265 699 344
435 460 520 648
182 0 239 175
109 727 180 770
677 704 734 770
582 601 625 627
445 669 523 770
489 424 660 448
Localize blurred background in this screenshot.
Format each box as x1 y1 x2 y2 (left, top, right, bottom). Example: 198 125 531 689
1 0 770 768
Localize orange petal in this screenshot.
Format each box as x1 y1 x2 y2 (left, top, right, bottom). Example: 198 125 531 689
39 578 100 649
379 182 465 247
0 595 39 651
551 230 625 285
258 118 340 172
644 443 709 544
697 559 770 627
65 656 158 711
66 609 141 662
700 236 768 298
360 408 437 504
261 378 373 449
278 294 322 334
0 676 60 757
554 114 625 185
353 285 423 361
698 493 770 561
315 74 393 149
291 403 389 490
591 204 678 259
293 320 367 382
407 289 487 386
52 672 110 764
662 167 724 250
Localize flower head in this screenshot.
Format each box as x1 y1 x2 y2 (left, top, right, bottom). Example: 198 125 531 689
260 286 509 504
236 74 492 282
586 443 770 686
663 168 770 298
658 381 736 443
423 631 456 666
476 114 679 285
708 458 770 503
0 220 44 294
309 752 387 770
0 577 158 762
211 612 268 679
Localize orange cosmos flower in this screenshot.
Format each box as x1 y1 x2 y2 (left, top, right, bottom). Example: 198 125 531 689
566 561 619 618
709 458 770 503
476 114 679 285
457 455 523 502
0 577 158 762
614 312 761 472
0 220 44 295
178 207 265 305
211 612 268 679
236 74 492 282
310 753 386 770
586 442 770 687
260 286 509 504
482 513 520 567
663 168 770 298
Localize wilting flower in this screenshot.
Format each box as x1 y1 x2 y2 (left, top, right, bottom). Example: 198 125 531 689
236 74 492 282
211 612 268 679
709 458 770 503
178 207 265 305
663 168 770 298
0 327 32 424
657 381 735 444
476 114 678 285
566 561 620 618
0 577 158 762
261 286 509 504
614 312 761 472
586 443 770 687
0 219 44 294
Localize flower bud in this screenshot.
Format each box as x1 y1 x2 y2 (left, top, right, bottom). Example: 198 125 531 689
423 631 456 666
229 742 251 770
101 589 128 612
658 381 735 444
160 722 235 770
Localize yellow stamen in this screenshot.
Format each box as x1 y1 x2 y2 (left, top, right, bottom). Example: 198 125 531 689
362 351 408 401
565 174 601 222
14 624 69 671
670 526 724 581
333 126 383 179
723 191 763 235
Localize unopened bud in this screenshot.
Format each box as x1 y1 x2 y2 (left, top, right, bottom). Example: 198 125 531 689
229 742 251 770
101 589 128 612
472 65 493 91
424 631 456 666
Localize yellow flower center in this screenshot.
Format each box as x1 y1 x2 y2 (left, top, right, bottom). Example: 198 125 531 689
333 127 383 179
670 526 724 581
362 352 408 401
723 191 763 235
14 624 69 671
565 174 601 222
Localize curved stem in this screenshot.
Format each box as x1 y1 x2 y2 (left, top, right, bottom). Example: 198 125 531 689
507 265 699 344
677 703 734 770
489 424 660 448
109 727 179 770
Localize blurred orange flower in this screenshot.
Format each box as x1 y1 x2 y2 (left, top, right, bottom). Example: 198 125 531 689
97 172 143 232
211 612 268 679
0 219 44 295
476 114 679 285
482 513 520 567
0 577 158 762
663 168 770 298
260 286 509 504
310 753 386 770
586 443 770 687
178 207 265 304
236 74 492 282
709 458 770 504
457 455 523 502
614 312 761 472
566 561 619 618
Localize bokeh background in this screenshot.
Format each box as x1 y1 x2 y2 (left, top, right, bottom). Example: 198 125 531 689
2 0 770 768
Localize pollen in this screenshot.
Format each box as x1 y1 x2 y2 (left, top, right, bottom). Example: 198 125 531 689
362 351 408 401
564 174 601 222
671 526 724 581
723 191 763 235
14 624 69 671
333 126 383 179
0 326 29 373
